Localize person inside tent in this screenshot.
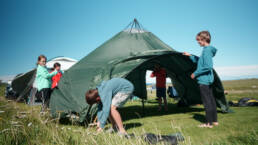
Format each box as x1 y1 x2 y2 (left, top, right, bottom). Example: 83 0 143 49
85 78 134 136
150 63 168 111
51 62 63 89
36 55 58 112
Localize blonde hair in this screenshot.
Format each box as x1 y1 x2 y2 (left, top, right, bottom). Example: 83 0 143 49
37 55 47 65
197 31 211 43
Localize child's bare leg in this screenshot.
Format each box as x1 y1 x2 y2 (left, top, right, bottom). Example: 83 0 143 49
110 105 126 133
158 97 162 110
108 114 117 129
163 97 168 111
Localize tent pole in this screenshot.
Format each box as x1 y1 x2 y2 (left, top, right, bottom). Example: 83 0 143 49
141 99 145 116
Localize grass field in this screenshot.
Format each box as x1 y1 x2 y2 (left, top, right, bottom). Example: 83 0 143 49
0 79 258 145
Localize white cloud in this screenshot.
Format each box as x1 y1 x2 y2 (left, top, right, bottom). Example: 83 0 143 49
215 65 258 77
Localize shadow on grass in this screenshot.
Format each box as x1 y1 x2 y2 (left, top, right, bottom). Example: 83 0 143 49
124 122 142 130
59 117 80 125
119 102 204 122
58 115 143 130
192 113 206 123
192 110 225 123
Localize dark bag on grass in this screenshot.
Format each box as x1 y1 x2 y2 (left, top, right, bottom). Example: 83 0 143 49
229 97 258 107
143 133 184 145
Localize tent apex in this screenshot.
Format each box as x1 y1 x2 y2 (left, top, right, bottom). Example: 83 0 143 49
124 19 147 33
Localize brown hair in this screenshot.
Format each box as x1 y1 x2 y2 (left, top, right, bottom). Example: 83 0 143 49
37 55 47 65
196 31 211 43
85 89 99 105
53 62 61 68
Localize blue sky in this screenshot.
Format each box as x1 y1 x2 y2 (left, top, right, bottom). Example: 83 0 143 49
0 0 258 79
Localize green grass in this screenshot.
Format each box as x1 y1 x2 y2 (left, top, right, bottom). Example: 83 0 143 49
223 79 258 101
0 83 7 97
223 79 258 91
0 79 258 145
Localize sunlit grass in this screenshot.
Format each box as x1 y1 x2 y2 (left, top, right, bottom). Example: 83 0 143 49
0 79 258 145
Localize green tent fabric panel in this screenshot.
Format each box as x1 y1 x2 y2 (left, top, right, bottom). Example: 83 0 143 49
11 69 36 95
177 75 201 104
77 103 98 123
50 66 107 119
111 58 147 78
50 87 70 118
80 32 174 65
50 75 81 116
126 68 147 99
212 71 232 112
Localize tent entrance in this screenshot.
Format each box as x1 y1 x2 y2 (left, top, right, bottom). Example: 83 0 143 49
117 54 197 111
146 70 156 99
123 60 182 114
123 54 185 100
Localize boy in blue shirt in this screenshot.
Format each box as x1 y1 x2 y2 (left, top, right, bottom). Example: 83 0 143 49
85 78 134 134
183 31 218 128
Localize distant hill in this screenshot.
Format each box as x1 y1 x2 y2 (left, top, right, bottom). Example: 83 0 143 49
0 75 15 83
220 75 258 81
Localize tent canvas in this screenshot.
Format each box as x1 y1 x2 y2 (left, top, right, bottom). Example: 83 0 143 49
50 19 230 123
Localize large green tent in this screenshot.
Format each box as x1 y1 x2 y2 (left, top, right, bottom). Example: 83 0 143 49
50 19 230 122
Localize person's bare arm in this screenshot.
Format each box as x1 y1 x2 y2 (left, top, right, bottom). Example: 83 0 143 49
182 52 191 56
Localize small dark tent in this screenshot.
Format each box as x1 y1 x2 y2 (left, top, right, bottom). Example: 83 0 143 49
50 19 230 122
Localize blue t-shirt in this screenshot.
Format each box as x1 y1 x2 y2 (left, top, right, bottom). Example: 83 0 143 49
97 78 134 128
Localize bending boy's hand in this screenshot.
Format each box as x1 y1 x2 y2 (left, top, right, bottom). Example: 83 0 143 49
97 121 100 127
97 127 103 132
183 52 191 56
191 73 195 79
96 121 103 132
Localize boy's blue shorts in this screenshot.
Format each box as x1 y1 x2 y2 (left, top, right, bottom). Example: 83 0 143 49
156 88 166 98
